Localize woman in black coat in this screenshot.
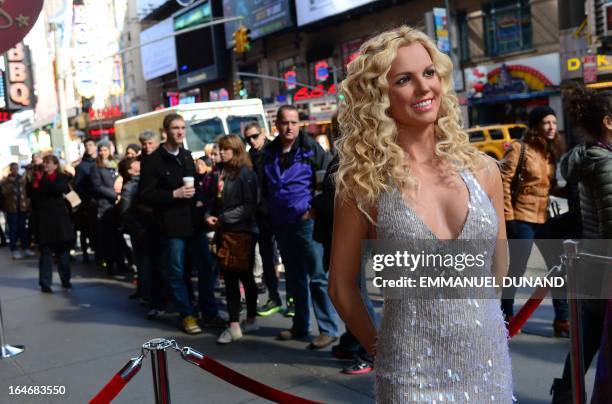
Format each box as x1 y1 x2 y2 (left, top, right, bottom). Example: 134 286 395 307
35 155 75 293
90 141 121 274
205 134 258 344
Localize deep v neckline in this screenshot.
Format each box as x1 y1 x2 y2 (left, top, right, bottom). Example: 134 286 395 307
396 171 472 241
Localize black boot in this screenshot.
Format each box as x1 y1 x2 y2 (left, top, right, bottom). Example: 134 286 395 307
550 378 573 404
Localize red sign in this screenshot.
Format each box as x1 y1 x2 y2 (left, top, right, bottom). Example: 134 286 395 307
166 91 179 107
341 37 365 69
89 127 116 137
284 70 297 90
0 1 44 55
314 60 329 82
294 84 336 101
0 111 12 123
583 54 597 84
5 43 31 108
89 106 123 121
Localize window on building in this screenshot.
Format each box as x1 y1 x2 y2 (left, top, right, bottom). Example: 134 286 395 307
456 10 470 62
483 0 532 56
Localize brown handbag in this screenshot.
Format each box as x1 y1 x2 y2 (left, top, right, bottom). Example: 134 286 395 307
216 231 252 271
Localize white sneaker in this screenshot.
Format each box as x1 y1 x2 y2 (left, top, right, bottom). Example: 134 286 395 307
217 327 242 344
23 249 36 257
240 320 259 333
12 250 22 260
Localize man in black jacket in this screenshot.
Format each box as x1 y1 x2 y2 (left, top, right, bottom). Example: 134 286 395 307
74 137 98 262
245 123 283 316
139 113 223 334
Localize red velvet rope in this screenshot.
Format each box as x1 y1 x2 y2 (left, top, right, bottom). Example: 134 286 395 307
89 374 128 404
195 355 323 403
507 285 550 338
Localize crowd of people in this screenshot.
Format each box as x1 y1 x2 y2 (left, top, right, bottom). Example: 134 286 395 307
0 25 609 400
0 104 373 372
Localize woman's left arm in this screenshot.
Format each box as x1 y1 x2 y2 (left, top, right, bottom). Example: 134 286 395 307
476 157 509 285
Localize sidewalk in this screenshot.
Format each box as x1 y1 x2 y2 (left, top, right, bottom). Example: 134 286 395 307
0 247 595 403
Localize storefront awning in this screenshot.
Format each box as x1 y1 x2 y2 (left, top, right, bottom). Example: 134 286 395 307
586 81 612 89
468 90 560 105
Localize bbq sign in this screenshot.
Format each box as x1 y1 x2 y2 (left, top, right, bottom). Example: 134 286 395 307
0 1 44 55
4 42 34 110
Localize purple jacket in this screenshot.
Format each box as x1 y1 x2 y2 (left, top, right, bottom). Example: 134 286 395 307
262 132 331 226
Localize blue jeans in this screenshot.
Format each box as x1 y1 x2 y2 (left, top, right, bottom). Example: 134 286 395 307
502 220 568 321
256 220 281 303
6 212 28 251
39 245 71 288
275 219 339 336
162 233 218 320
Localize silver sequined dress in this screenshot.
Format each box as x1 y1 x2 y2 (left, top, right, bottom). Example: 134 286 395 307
375 171 513 403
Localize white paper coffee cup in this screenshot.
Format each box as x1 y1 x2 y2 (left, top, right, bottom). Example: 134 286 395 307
183 176 194 187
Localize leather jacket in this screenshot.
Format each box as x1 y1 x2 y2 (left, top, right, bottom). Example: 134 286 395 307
500 140 555 224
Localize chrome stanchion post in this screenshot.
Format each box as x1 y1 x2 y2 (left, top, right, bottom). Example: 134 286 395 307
143 338 173 404
0 300 24 359
564 240 585 404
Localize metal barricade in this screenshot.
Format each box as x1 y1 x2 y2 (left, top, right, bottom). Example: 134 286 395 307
563 240 612 404
90 337 323 404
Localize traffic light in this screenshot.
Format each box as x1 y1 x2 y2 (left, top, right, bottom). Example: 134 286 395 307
233 29 244 53
232 26 251 54
242 26 251 52
233 80 244 98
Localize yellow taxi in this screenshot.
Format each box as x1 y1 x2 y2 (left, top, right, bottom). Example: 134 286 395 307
465 124 527 160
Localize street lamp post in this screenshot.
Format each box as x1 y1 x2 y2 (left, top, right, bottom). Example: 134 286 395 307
50 22 71 156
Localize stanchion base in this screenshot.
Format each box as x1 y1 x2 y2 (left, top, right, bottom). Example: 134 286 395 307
1 344 25 359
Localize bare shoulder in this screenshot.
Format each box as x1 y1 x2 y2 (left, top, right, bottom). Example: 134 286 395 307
334 193 372 235
472 154 502 198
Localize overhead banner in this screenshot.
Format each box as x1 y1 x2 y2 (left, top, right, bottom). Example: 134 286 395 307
464 53 560 99
0 1 44 55
222 0 292 48
0 58 6 109
140 17 177 81
433 8 450 54
4 42 35 111
296 0 379 26
174 1 225 89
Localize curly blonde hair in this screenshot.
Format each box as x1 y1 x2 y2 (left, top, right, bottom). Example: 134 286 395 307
336 26 484 220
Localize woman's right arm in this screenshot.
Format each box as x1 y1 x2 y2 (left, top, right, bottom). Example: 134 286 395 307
328 195 378 357
499 142 521 221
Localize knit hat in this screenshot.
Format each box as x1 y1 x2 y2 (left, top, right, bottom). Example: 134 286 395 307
528 106 556 128
97 140 112 150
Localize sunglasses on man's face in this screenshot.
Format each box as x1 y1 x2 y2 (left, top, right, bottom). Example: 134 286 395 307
245 133 261 142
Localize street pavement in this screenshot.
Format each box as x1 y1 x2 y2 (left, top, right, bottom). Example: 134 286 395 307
0 245 596 404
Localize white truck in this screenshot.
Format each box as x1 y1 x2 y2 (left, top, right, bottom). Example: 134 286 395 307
114 99 269 158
